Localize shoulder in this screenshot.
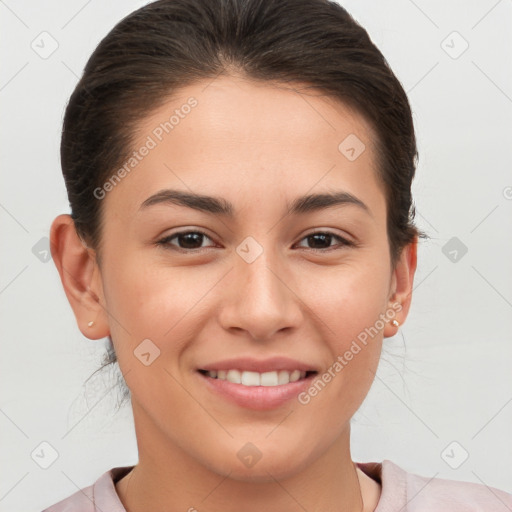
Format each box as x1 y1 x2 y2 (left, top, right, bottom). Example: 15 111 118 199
41 482 95 512
357 459 512 511
41 466 134 512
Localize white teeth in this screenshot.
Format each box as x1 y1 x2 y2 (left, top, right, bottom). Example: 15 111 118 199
226 369 241 384
241 371 260 386
290 370 301 382
205 369 310 386
260 371 279 386
278 370 290 385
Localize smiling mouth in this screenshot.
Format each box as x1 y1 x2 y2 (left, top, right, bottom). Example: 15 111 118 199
198 369 318 386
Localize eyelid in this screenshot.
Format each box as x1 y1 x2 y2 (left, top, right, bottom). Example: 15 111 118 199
156 228 356 252
156 228 217 250
295 230 356 250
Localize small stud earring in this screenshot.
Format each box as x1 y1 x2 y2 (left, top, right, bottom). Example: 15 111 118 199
391 319 400 327
87 321 95 327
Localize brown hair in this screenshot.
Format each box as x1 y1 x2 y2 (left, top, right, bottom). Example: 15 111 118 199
62 0 427 410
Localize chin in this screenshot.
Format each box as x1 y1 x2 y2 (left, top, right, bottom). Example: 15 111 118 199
199 441 315 483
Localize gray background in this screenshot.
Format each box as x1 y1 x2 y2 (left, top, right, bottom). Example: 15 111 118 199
1 1 511 510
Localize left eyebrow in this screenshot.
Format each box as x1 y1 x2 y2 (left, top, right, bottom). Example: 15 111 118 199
138 188 371 217
288 191 371 217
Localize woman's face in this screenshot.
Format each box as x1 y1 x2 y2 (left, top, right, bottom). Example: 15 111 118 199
72 75 416 480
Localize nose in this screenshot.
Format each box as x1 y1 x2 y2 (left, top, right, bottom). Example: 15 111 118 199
218 245 303 341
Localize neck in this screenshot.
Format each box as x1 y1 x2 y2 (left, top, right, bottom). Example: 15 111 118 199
116 402 369 512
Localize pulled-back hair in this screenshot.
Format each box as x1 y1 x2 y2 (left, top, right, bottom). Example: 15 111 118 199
61 0 427 410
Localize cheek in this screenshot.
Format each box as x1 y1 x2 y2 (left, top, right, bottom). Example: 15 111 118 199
103 252 183 324
101 255 221 362
297 260 388 401
100 262 200 410
301 259 391 346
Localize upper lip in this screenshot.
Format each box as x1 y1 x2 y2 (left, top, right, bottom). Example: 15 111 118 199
198 356 318 373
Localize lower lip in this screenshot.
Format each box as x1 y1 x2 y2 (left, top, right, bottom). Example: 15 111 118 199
197 371 316 410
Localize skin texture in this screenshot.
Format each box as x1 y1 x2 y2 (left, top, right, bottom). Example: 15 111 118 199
51 74 417 512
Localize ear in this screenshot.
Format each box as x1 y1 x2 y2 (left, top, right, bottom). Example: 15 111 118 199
50 214 110 340
383 236 418 338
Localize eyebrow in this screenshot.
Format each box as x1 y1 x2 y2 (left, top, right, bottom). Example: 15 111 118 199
139 188 371 217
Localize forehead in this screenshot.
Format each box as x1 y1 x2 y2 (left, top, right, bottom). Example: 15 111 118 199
103 75 385 220
140 75 377 161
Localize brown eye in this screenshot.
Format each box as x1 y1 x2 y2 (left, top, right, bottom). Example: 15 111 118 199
157 230 215 251
296 231 354 251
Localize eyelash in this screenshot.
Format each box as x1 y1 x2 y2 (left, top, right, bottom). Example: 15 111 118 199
156 229 356 253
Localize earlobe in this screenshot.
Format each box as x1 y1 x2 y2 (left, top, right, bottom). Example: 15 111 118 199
383 236 418 338
49 214 110 340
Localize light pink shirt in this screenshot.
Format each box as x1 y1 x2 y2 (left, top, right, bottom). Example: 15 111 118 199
42 459 512 511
